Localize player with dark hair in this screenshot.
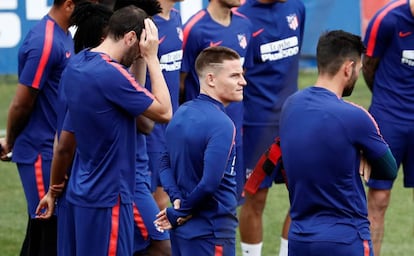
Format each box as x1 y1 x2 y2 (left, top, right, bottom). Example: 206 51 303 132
36 6 172 255
237 1 305 255
0 0 91 255
114 0 162 15
155 46 246 256
113 1 175 255
280 29 397 256
180 0 252 207
362 1 414 255
70 1 113 53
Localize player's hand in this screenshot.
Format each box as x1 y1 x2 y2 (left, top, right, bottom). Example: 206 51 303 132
139 18 159 61
173 199 181 209
154 208 173 231
0 138 12 161
359 154 371 182
35 192 56 219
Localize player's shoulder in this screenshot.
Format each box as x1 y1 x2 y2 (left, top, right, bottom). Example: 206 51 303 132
370 0 406 26
342 100 375 120
183 9 208 28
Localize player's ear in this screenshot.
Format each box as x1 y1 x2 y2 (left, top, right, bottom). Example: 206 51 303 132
344 60 354 78
206 73 216 88
124 31 138 46
65 0 75 13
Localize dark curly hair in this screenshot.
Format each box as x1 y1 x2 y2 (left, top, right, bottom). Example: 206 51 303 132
70 2 113 53
113 0 162 16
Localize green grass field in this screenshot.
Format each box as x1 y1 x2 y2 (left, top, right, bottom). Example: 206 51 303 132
0 73 413 255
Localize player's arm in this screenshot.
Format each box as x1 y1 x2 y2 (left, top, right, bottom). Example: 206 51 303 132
362 55 380 92
159 152 182 202
179 72 188 105
1 84 38 160
36 129 76 219
166 126 235 225
367 148 397 181
136 115 154 135
140 19 172 123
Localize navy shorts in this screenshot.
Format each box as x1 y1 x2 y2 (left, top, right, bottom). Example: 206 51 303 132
133 181 169 252
367 119 414 189
17 154 51 218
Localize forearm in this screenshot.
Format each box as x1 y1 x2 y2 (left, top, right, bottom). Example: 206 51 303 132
362 55 380 92
146 56 172 121
50 131 76 192
369 148 397 180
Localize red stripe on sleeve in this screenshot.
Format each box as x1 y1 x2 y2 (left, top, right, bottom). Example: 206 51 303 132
34 154 45 199
100 54 155 99
182 10 206 50
366 0 405 56
214 245 223 256
108 200 120 256
32 20 55 89
133 203 149 240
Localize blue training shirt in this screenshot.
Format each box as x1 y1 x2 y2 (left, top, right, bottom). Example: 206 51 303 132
364 0 414 123
238 0 305 126
13 15 74 163
146 9 183 153
62 49 154 207
161 94 238 239
280 87 391 243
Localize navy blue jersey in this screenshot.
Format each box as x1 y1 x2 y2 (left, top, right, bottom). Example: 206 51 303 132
62 49 154 207
238 0 305 126
146 9 183 153
13 15 74 163
364 0 414 123
280 87 390 243
162 94 237 239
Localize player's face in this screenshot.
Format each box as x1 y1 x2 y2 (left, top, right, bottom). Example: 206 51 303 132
214 59 247 105
219 0 242 8
258 0 287 4
121 39 140 67
343 59 362 97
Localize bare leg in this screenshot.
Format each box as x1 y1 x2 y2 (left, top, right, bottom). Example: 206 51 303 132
281 211 290 239
367 188 391 256
239 188 269 244
153 186 170 210
147 240 171 256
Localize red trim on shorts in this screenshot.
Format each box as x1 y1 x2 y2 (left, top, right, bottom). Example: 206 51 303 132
363 240 370 256
366 0 405 56
34 154 45 199
182 10 206 50
214 245 223 256
108 200 120 256
133 203 149 240
32 19 54 89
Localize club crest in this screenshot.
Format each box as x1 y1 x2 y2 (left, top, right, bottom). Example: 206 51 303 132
238 34 247 49
286 14 299 31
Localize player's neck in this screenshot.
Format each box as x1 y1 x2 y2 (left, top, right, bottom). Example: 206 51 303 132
314 76 343 98
48 6 70 32
158 1 174 20
207 4 232 26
